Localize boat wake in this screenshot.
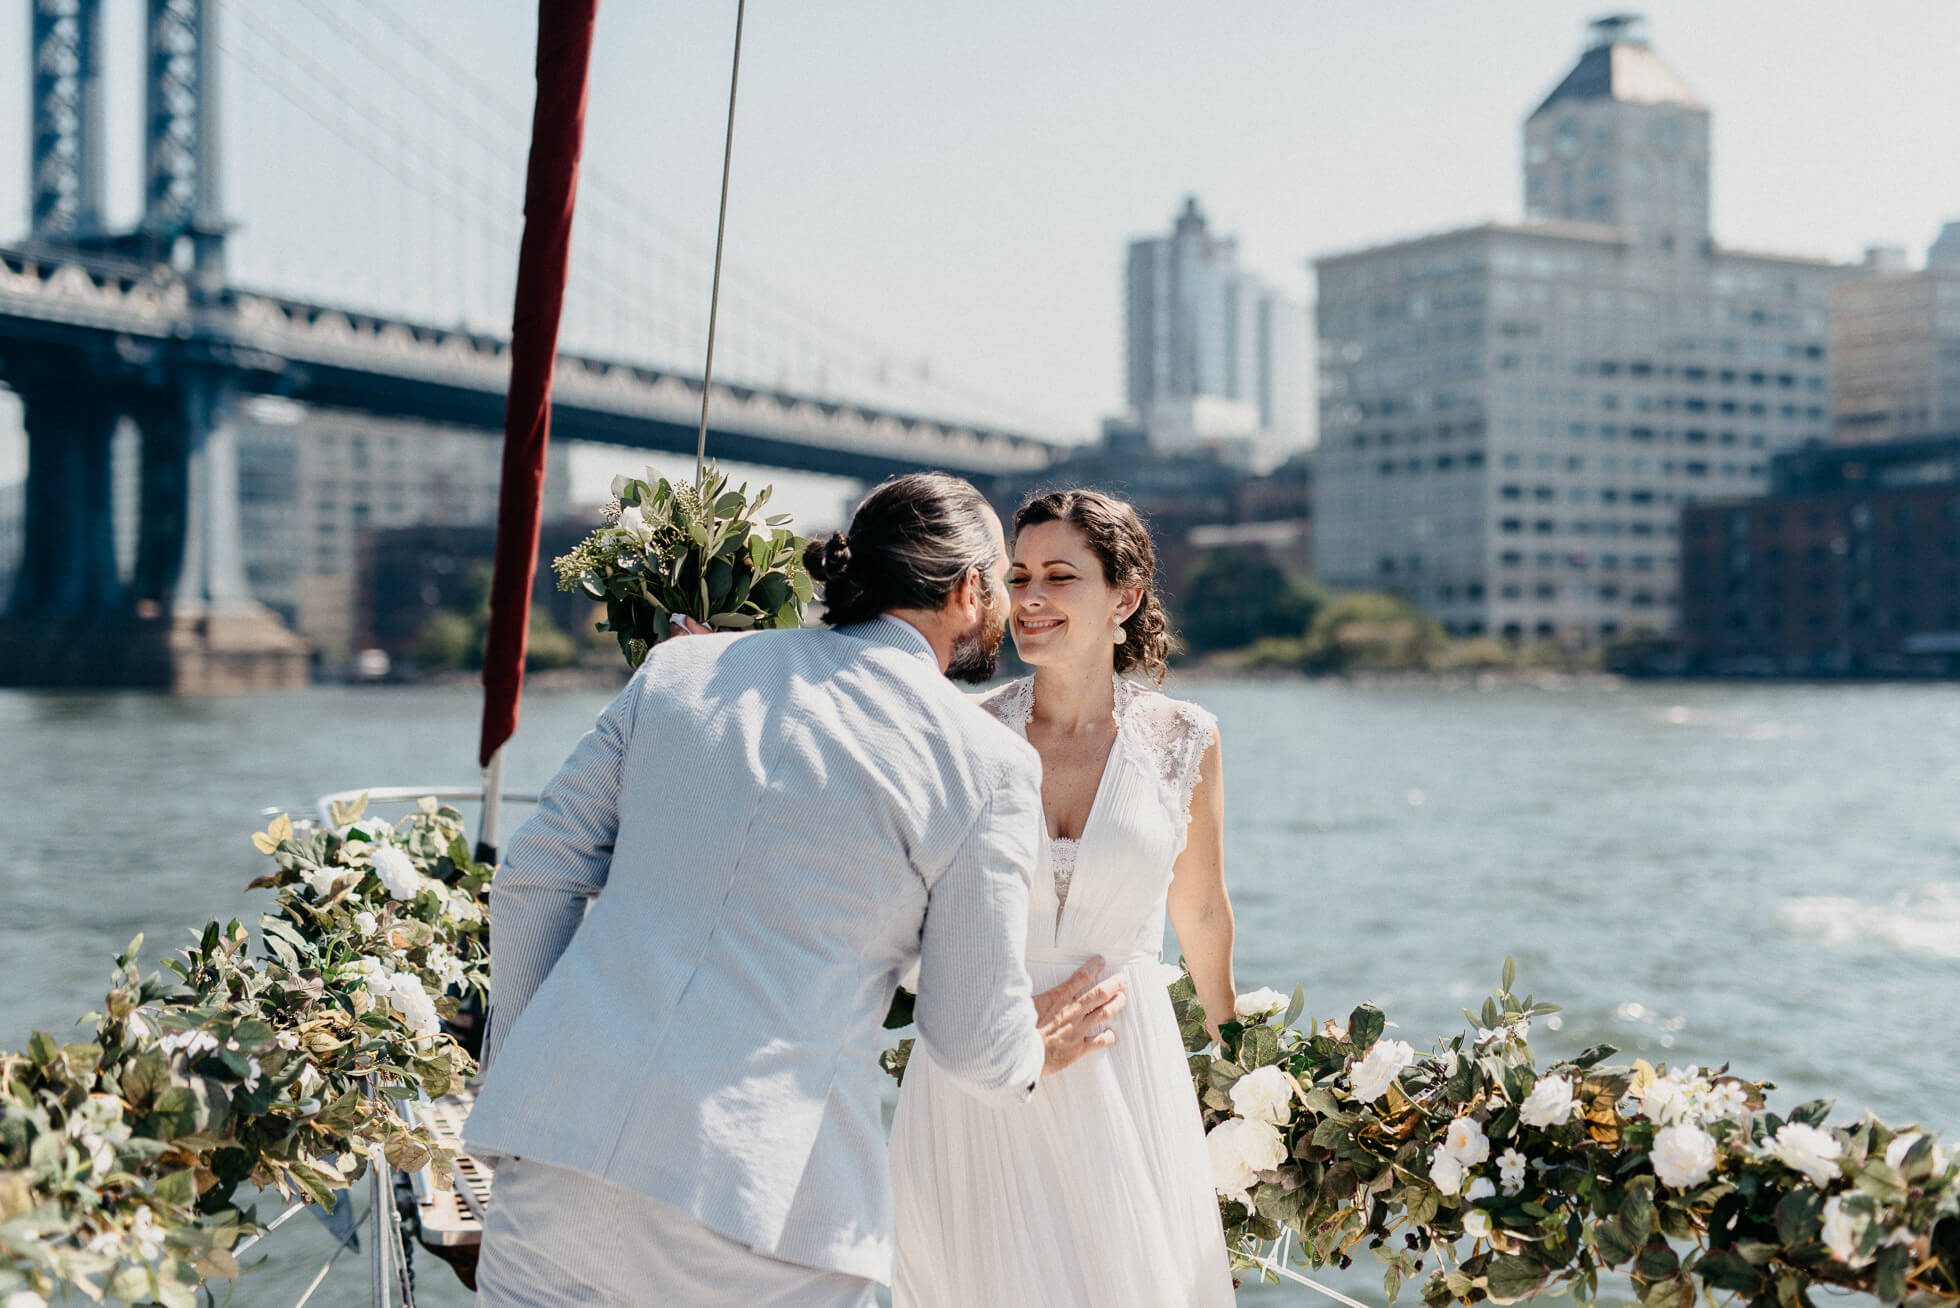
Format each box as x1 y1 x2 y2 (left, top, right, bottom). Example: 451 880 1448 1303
1777 881 1960 961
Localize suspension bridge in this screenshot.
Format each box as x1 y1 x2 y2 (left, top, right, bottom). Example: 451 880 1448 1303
1 0 1064 688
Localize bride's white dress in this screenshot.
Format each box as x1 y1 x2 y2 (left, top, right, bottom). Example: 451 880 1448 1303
890 675 1236 1307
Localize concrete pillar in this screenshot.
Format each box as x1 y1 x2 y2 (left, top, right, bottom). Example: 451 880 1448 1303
4 384 122 618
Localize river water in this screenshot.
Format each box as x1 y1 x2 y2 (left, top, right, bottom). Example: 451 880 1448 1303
3 678 1956 1306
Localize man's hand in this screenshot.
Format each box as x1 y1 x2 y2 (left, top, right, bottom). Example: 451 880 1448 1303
1035 956 1128 1078
669 615 713 636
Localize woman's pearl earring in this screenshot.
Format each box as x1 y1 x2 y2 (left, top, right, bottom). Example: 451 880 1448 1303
1113 621 1128 645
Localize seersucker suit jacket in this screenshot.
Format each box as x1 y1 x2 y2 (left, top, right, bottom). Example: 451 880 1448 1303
463 616 1048 1284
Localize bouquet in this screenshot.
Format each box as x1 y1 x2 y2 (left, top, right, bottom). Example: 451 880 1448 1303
555 466 813 667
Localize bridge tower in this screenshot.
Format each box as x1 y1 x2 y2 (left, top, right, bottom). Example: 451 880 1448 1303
29 0 108 245
4 0 305 689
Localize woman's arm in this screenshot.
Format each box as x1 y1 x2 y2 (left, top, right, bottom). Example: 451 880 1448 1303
1166 728 1235 1042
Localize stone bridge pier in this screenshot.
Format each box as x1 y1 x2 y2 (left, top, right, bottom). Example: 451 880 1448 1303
0 349 308 691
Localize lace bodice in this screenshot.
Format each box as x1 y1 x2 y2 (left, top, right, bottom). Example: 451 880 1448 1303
980 676 1217 958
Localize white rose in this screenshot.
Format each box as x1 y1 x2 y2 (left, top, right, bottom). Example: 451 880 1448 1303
1760 1122 1844 1187
1443 1115 1491 1167
1650 1122 1718 1189
1464 1210 1492 1239
1638 1069 1694 1125
1234 988 1288 1020
1349 1038 1415 1103
383 974 442 1038
1885 1132 1950 1176
1428 1148 1465 1196
1821 1195 1872 1267
1465 1176 1496 1201
1521 1074 1578 1129
1229 1065 1297 1126
617 503 647 537
369 844 422 901
1207 1117 1287 1204
1497 1147 1528 1195
353 910 378 936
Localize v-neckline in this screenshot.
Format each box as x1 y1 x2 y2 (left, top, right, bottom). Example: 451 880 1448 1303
1015 675 1130 846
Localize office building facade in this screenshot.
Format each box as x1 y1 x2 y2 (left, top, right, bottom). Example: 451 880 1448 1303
1832 223 1960 447
1680 435 1960 674
1313 15 1845 642
237 400 573 666
1126 197 1310 466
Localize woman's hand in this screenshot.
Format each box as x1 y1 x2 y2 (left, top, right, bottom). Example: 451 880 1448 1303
668 616 713 637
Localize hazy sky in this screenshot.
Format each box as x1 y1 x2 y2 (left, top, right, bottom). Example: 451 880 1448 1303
3 1 1959 513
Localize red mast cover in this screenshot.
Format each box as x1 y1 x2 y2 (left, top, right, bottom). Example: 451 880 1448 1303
479 0 601 768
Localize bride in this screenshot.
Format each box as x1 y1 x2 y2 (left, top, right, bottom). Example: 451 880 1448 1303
890 488 1240 1307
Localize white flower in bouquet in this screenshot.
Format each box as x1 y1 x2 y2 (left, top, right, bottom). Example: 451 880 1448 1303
1477 1018 1530 1048
1428 1148 1465 1196
1464 1209 1493 1240
1650 1122 1718 1189
616 503 648 538
383 973 442 1038
1637 1068 1699 1125
354 910 378 936
1521 1074 1579 1129
1697 1079 1749 1125
1497 1147 1528 1195
1465 1177 1496 1201
1349 1038 1416 1103
1760 1122 1844 1187
1821 1195 1872 1267
1207 1117 1287 1205
446 891 482 926
83 1225 121 1254
275 1030 299 1051
7 1291 50 1308
434 952 467 990
129 1205 164 1262
1885 1132 1950 1175
1444 1115 1491 1167
1234 988 1288 1020
301 865 352 899
369 844 423 901
1230 1065 1297 1126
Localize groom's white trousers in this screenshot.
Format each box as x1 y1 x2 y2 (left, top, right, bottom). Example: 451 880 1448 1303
475 1157 876 1307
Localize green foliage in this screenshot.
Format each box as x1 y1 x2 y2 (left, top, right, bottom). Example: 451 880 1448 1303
0 798 491 1304
411 569 581 673
1177 549 1329 654
1166 957 1958 1306
411 609 478 671
554 465 812 668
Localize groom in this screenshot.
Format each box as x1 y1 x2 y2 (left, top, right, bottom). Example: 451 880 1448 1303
466 472 1129 1306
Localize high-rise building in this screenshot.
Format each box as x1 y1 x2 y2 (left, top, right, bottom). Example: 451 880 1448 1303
1313 15 1846 643
1125 196 1310 467
1831 223 1960 446
236 400 573 667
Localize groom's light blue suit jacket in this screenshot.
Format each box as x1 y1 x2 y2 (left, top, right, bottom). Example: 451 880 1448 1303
464 618 1047 1283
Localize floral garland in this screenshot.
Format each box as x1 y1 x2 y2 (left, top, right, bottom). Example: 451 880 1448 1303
1180 960 1959 1306
0 797 488 1307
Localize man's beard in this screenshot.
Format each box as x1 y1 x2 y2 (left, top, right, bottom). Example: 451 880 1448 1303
945 590 1007 685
